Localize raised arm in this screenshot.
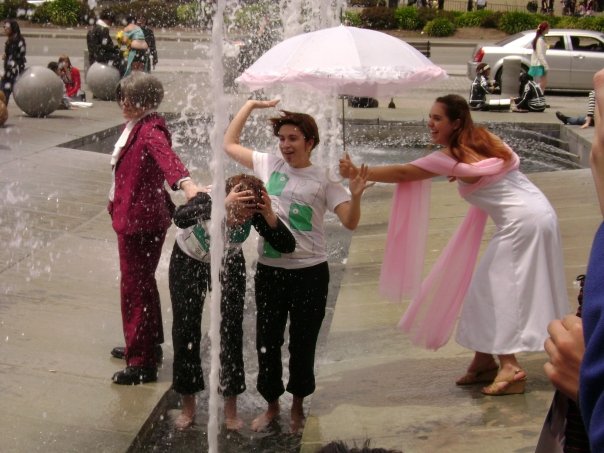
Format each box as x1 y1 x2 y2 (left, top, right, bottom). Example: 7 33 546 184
339 153 437 184
334 164 372 230
591 69 604 217
224 99 280 170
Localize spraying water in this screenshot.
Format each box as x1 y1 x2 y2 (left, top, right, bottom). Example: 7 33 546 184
198 1 346 449
207 1 227 451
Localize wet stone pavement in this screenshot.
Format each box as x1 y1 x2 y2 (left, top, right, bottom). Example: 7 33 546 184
131 223 351 453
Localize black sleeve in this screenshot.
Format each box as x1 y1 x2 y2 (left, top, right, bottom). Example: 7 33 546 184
173 192 212 228
96 28 119 62
252 214 296 253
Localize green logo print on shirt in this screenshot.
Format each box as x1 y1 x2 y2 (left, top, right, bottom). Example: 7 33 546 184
263 241 281 258
266 171 289 196
289 203 312 231
192 224 210 252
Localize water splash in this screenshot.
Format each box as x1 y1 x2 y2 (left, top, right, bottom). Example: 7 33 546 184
207 1 228 451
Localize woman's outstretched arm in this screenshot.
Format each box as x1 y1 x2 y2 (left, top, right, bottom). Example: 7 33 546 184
223 99 280 170
339 153 437 183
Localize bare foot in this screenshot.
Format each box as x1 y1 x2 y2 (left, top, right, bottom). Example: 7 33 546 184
290 395 306 434
251 400 279 432
224 396 244 431
174 394 196 431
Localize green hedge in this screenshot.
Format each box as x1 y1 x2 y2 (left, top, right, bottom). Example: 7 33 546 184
359 6 398 30
497 11 539 34
394 7 422 31
423 17 456 37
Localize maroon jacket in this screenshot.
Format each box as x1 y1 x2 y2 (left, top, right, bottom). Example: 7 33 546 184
108 113 190 235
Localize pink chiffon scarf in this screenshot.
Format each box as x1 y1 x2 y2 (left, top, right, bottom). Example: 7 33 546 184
380 150 520 350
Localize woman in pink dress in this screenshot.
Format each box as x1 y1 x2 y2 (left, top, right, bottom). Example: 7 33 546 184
340 94 569 395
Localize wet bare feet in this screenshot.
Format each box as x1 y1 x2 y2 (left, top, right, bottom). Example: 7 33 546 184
251 400 280 432
174 394 196 431
224 396 244 431
290 395 306 434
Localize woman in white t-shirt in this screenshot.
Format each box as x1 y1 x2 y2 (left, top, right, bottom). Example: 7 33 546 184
224 99 370 434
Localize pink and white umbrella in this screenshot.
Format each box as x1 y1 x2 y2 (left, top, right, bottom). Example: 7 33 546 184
236 25 448 98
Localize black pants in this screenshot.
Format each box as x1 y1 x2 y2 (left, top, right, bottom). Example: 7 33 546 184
254 262 329 402
169 243 246 396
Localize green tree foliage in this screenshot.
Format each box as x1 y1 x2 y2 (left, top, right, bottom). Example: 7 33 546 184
0 0 31 19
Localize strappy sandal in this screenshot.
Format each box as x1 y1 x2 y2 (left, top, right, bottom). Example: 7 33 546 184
481 369 527 396
455 367 499 386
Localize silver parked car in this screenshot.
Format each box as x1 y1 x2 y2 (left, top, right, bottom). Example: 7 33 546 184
467 29 604 91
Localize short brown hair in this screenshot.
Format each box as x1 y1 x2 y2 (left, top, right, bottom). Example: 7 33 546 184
225 174 265 204
116 72 164 111
269 110 320 150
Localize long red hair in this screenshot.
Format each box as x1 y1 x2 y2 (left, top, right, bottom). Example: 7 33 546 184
435 94 512 163
532 21 549 50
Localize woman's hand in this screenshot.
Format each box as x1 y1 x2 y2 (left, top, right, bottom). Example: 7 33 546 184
339 153 359 179
225 183 256 226
349 164 373 198
247 98 280 110
180 180 204 201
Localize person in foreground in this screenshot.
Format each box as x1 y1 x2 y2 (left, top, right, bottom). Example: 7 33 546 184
224 99 370 433
169 174 295 431
108 72 200 385
544 68 604 452
340 94 568 395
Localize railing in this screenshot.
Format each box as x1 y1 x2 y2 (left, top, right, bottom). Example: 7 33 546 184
441 0 538 12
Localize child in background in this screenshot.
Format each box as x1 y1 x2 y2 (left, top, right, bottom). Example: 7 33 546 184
57 55 85 101
469 63 497 111
169 174 295 431
46 61 71 109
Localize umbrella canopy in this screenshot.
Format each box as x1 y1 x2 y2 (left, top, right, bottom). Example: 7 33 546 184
235 25 448 97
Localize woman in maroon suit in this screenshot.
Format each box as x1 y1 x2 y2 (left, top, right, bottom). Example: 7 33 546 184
108 72 200 385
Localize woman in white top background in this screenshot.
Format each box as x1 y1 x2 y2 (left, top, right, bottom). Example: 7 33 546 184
528 21 550 93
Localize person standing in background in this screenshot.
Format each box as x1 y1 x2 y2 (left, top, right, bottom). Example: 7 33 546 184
120 15 149 77
1 20 26 104
528 21 550 94
138 16 158 71
86 9 120 67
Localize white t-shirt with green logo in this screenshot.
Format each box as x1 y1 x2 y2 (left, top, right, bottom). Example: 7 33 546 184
252 151 350 269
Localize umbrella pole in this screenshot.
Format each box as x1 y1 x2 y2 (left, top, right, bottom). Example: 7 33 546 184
341 96 346 153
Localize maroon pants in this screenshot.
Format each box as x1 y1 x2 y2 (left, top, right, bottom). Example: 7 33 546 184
117 231 166 367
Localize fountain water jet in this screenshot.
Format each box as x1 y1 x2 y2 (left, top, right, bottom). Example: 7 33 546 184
207 1 228 452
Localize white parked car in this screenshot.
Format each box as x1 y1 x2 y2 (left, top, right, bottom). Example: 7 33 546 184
467 29 604 91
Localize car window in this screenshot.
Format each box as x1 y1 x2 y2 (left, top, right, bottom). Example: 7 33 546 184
548 36 566 50
496 32 531 47
571 36 604 52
